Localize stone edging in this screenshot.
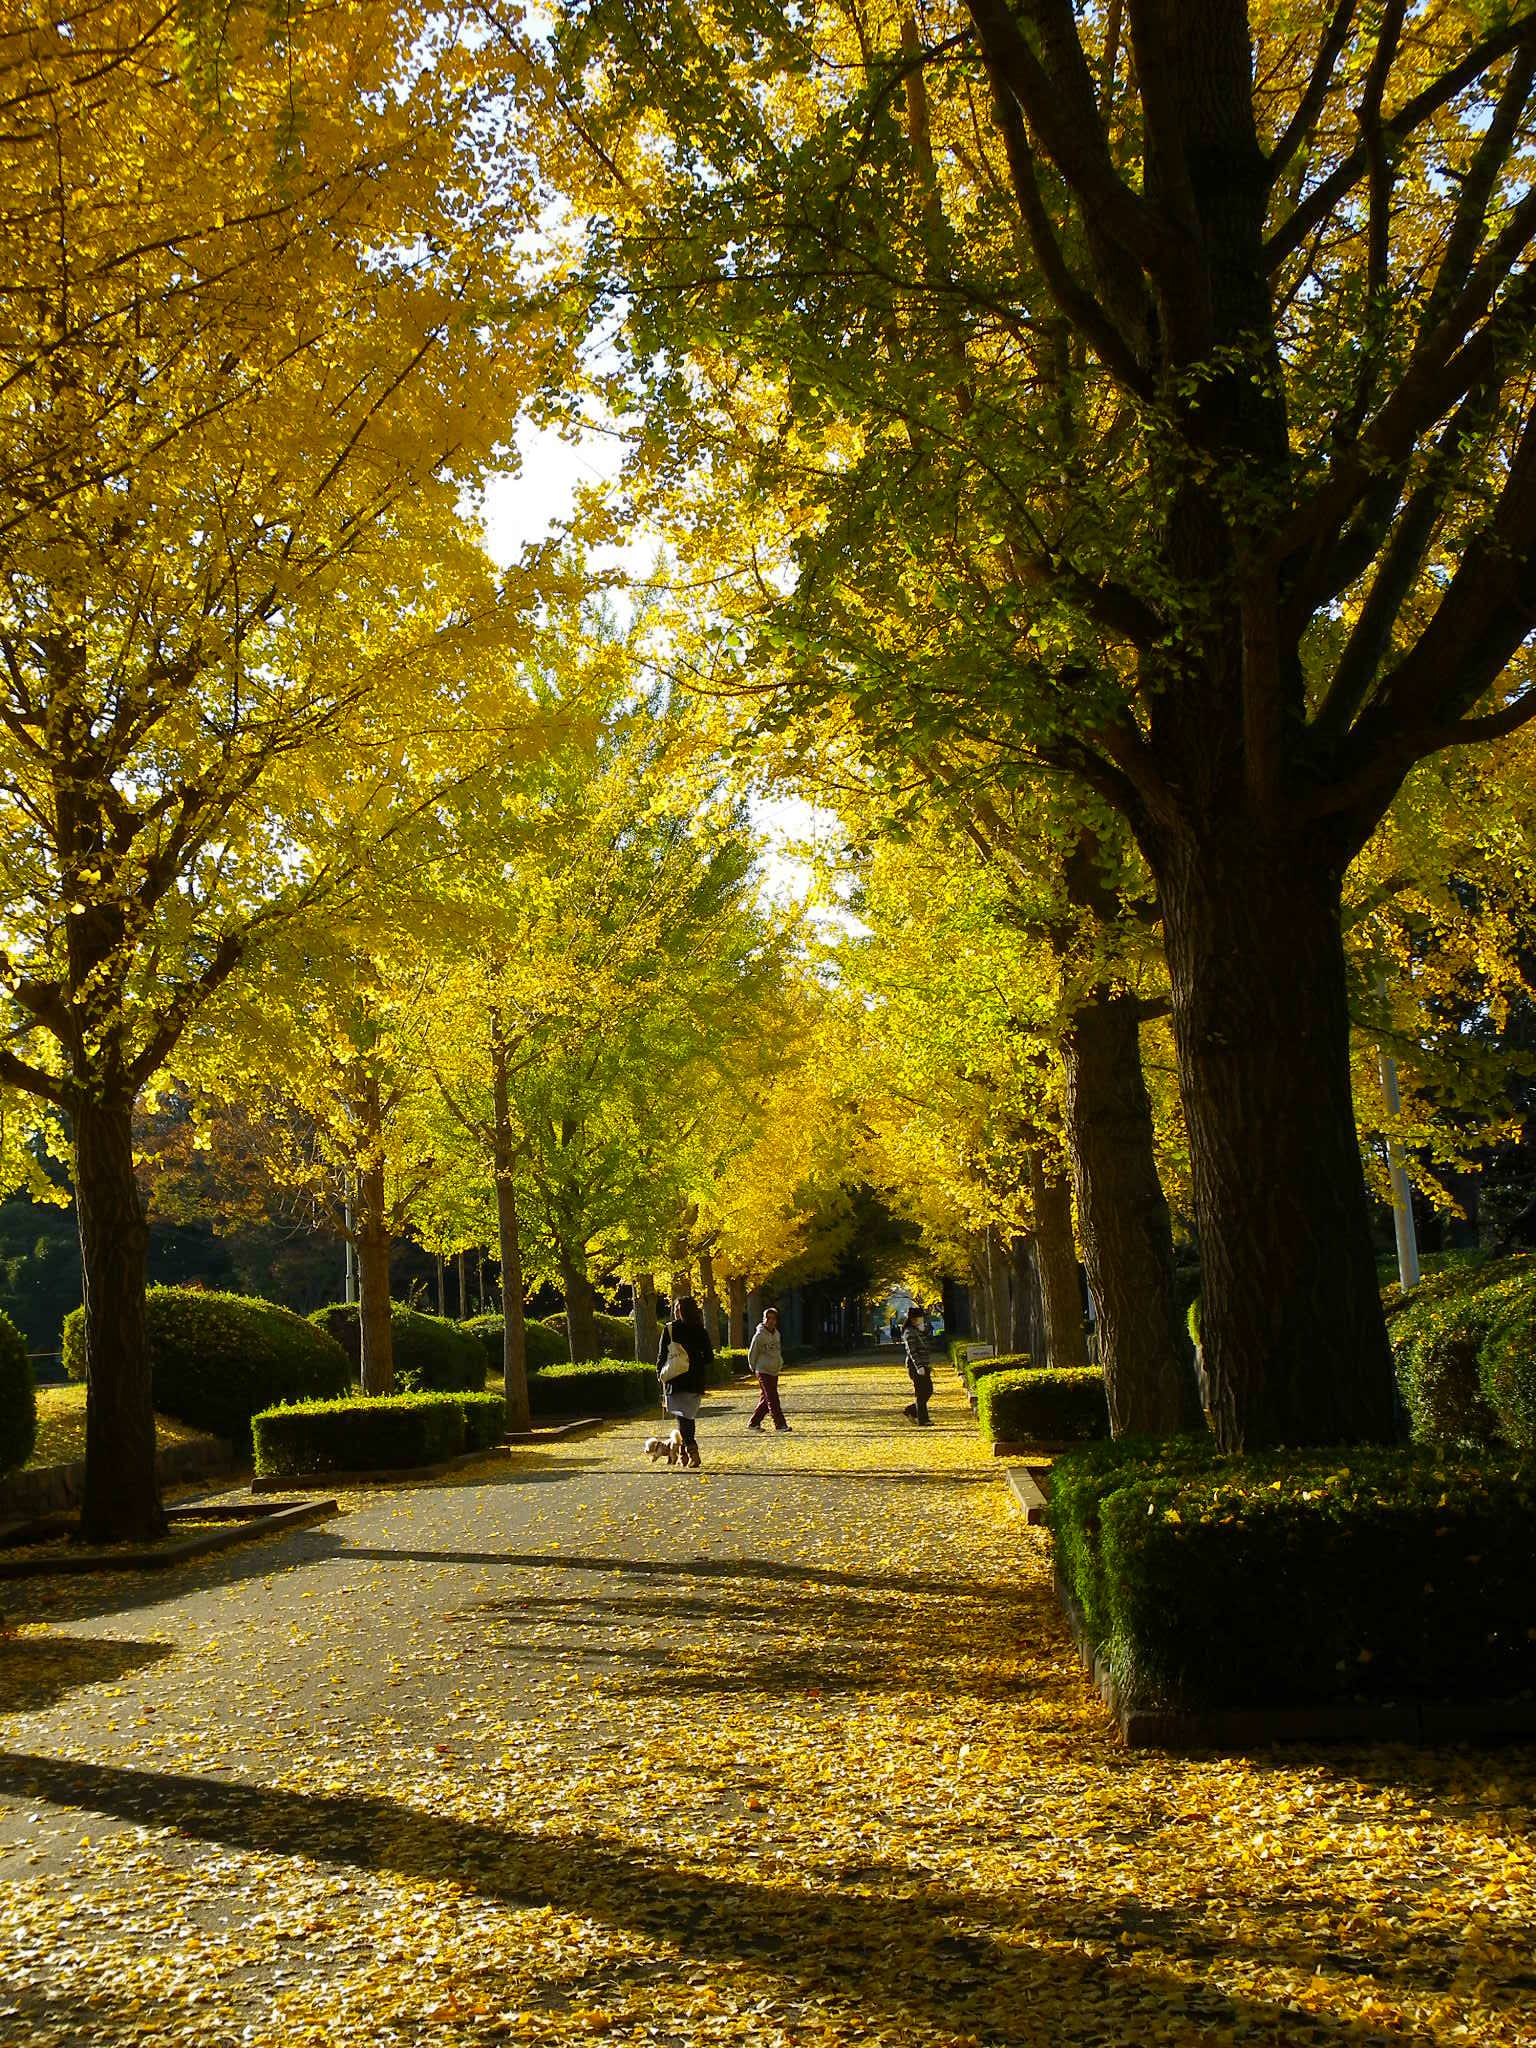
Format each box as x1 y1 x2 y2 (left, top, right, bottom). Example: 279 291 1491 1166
251 1445 514 1492
0 1436 234 1521
0 1499 338 1578
505 1416 608 1442
1003 1468 1050 1525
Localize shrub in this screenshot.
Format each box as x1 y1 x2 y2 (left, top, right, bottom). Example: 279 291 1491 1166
1051 1438 1536 1711
458 1390 508 1450
714 1347 752 1382
1480 1287 1536 1452
470 1316 571 1374
948 1338 971 1368
976 1365 1109 1446
63 1288 351 1453
1389 1257 1535 1447
253 1393 467 1476
529 1356 659 1418
0 1307 37 1473
540 1308 636 1362
309 1303 485 1393
965 1352 1034 1387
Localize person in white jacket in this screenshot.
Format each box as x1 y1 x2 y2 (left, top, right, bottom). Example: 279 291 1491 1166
746 1306 791 1432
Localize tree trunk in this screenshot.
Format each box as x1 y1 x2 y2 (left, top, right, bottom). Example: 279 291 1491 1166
356 1168 393 1395
699 1249 722 1345
73 1091 164 1544
1063 988 1197 1435
434 1255 445 1318
456 1249 468 1320
558 1245 599 1362
1028 1153 1089 1369
981 1226 1008 1349
727 1272 747 1348
633 1271 660 1363
1006 1232 1043 1359
1157 833 1398 1448
746 1285 764 1336
494 1178 530 1433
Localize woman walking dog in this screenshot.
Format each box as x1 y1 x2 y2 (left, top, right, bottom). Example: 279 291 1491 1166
657 1293 713 1467
746 1303 791 1432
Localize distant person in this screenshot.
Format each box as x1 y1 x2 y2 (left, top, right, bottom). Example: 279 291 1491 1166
901 1306 934 1426
658 1292 713 1467
746 1304 791 1432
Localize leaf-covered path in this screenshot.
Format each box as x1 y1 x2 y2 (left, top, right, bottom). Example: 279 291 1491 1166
1 1358 1533 2047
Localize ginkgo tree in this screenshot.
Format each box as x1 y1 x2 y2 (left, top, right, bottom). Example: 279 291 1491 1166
0 0 572 1538
554 0 1536 1450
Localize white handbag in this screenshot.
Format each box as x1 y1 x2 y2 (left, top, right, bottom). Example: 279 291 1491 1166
659 1336 690 1384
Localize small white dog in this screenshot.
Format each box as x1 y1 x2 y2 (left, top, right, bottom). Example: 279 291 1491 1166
644 1431 683 1466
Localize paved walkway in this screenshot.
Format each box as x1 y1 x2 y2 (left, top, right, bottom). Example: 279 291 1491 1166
0 1358 1532 2047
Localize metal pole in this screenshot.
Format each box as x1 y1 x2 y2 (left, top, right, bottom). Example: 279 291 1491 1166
1375 975 1421 1292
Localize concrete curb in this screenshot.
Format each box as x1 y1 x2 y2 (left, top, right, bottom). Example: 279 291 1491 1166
251 1446 513 1493
0 1498 338 1577
1003 1468 1050 1525
505 1417 608 1442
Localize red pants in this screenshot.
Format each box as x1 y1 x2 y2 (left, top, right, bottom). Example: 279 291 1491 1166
750 1374 787 1428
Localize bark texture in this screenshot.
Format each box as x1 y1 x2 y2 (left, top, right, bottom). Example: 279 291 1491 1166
1159 834 1398 1447
726 1273 748 1348
558 1249 600 1363
1007 1232 1044 1359
633 1272 660 1364
74 1093 164 1543
1063 988 1196 1435
1028 1154 1089 1369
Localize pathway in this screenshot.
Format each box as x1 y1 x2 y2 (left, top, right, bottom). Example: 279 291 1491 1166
0 1358 1532 2047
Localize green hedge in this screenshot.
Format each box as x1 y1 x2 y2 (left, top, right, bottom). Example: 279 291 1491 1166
465 1315 569 1375
948 1338 971 1368
540 1308 636 1362
963 1351 1034 1387
0 1307 36 1473
529 1356 659 1418
1389 1256 1535 1448
63 1288 351 1454
714 1347 752 1382
253 1393 466 1476
1051 1438 1536 1711
309 1303 485 1393
977 1365 1109 1445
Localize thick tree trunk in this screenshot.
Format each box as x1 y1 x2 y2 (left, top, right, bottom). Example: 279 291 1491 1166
558 1246 599 1362
435 1256 445 1317
1063 988 1197 1435
1158 835 1398 1448
746 1285 764 1335
456 1250 469 1321
981 1226 1008 1350
73 1091 164 1544
1028 1153 1089 1369
1007 1232 1043 1359
633 1271 660 1363
727 1273 747 1348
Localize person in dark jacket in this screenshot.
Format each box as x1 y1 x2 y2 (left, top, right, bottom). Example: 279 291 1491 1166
901 1306 934 1426
657 1293 713 1467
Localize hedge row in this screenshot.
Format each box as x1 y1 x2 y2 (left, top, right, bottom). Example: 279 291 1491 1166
63 1289 351 1453
0 1307 36 1473
252 1390 507 1476
310 1303 485 1393
463 1315 570 1374
1387 1255 1536 1451
539 1309 637 1362
976 1365 1109 1446
1050 1436 1536 1711
529 1357 660 1418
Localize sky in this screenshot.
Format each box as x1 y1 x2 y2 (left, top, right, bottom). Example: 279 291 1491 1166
472 423 849 929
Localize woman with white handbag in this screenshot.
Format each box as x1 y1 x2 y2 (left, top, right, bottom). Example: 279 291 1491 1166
657 1293 713 1467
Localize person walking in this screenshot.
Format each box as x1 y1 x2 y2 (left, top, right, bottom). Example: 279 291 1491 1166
746 1304 791 1432
901 1305 934 1426
657 1292 713 1467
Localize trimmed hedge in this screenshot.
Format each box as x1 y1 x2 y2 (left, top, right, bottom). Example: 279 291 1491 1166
540 1309 636 1362
0 1306 37 1473
977 1364 1109 1446
529 1356 659 1418
1051 1437 1536 1711
253 1393 465 1476
1389 1256 1535 1448
465 1315 569 1375
309 1303 485 1393
62 1288 351 1454
252 1389 507 1475
964 1351 1034 1387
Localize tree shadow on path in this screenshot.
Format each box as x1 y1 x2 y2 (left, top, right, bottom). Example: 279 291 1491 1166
0 1747 1450 2047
